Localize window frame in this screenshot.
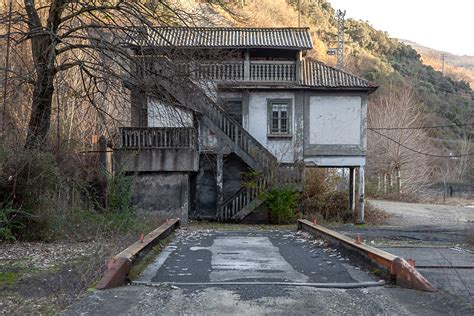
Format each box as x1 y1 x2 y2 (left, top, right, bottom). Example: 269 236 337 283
267 99 293 138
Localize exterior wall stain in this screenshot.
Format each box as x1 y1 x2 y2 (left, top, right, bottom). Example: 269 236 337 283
132 172 189 223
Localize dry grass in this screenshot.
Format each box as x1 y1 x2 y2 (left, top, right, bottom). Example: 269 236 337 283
420 53 474 87
0 216 167 314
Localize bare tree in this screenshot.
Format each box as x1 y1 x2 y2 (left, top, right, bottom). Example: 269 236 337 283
0 0 237 149
367 85 434 195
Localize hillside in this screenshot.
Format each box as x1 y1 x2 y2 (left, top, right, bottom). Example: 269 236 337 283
213 0 474 141
402 40 474 86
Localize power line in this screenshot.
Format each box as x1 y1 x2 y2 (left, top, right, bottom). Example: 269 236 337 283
369 122 474 130
369 129 474 158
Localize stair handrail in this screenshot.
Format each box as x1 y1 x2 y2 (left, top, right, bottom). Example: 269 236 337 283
143 56 278 170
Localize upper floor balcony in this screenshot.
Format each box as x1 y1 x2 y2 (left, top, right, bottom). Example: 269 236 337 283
138 58 300 85
189 60 298 83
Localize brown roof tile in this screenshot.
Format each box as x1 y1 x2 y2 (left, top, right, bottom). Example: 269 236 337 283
133 27 313 49
300 59 375 89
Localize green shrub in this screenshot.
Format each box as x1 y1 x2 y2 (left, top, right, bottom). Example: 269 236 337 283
0 205 30 241
263 186 300 224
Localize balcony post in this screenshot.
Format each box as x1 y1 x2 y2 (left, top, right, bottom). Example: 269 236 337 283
244 49 250 81
296 50 303 83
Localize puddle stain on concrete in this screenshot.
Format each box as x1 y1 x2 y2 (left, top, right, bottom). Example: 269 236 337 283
190 236 309 282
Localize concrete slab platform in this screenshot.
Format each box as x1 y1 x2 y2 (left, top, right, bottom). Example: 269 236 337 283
380 247 474 268
137 229 377 285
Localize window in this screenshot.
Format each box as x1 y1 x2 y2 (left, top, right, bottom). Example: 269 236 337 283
268 100 292 136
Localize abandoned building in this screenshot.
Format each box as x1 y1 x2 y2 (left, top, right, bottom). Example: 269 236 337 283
116 27 377 223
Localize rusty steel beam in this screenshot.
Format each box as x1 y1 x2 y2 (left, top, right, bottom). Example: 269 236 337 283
297 219 437 292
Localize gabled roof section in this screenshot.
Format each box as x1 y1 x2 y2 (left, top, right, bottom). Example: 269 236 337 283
132 27 313 50
300 59 376 90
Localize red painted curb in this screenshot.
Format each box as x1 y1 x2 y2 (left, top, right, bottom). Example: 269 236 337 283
392 258 437 292
96 257 131 290
297 219 437 292
96 219 180 290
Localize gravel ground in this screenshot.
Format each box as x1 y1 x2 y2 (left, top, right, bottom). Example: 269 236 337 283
369 200 474 228
0 238 135 315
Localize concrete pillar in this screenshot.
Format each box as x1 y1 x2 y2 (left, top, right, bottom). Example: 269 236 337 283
348 167 356 212
296 50 303 83
242 90 250 130
357 166 365 224
294 91 304 161
216 153 224 205
244 50 250 81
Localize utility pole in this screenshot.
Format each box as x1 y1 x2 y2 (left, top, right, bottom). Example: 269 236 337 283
327 9 346 70
441 53 446 76
336 9 346 70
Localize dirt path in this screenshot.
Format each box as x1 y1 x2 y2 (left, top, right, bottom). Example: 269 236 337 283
369 200 474 228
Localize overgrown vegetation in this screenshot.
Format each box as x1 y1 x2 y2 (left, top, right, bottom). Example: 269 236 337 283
302 169 388 224
263 186 300 224
0 138 146 242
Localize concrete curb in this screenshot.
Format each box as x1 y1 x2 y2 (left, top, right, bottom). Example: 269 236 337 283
96 219 180 290
297 219 437 292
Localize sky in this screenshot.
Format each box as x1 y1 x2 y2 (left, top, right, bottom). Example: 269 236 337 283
328 0 474 56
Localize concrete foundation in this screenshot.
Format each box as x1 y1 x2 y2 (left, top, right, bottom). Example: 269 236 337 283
132 172 190 222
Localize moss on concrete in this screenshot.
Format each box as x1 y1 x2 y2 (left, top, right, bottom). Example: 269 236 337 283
128 233 175 280
0 271 20 286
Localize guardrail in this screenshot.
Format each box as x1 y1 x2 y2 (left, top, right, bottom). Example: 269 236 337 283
120 127 195 149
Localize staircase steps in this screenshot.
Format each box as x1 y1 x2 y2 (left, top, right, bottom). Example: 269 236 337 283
144 58 303 221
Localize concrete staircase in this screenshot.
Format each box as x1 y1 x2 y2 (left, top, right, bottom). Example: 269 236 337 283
146 59 303 221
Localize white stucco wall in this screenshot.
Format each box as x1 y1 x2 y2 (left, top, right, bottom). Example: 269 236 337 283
247 91 295 163
148 98 193 127
309 96 362 145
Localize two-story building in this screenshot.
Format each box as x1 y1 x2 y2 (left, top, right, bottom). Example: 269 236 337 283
117 27 377 223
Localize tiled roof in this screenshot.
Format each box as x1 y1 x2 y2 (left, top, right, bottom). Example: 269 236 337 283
132 27 313 49
300 59 375 89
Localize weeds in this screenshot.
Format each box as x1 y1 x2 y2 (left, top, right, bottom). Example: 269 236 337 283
0 271 19 286
263 186 300 224
0 205 30 241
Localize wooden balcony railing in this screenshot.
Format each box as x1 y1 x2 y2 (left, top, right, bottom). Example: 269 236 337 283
249 61 297 82
140 57 297 83
120 127 196 149
194 62 244 81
